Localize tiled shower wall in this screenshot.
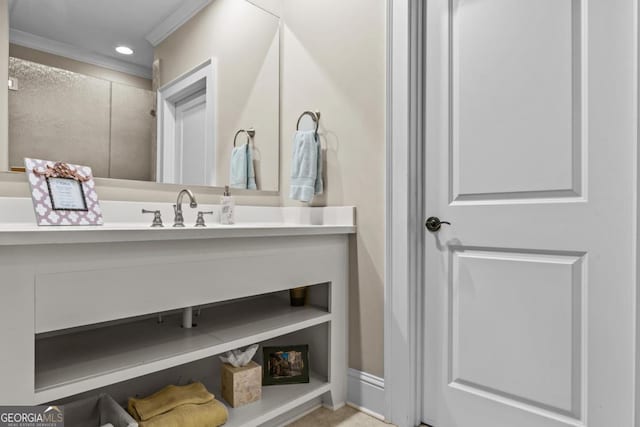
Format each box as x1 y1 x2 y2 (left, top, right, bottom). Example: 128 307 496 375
8 57 154 180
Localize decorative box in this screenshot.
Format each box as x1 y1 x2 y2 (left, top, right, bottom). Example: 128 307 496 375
221 361 262 408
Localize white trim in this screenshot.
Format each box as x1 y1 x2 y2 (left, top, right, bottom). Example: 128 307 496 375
157 59 217 186
636 0 640 425
145 0 213 47
349 368 384 389
9 29 151 79
347 369 386 421
385 0 424 426
245 0 281 18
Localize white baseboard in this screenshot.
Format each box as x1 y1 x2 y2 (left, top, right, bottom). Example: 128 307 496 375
347 368 386 421
265 369 386 426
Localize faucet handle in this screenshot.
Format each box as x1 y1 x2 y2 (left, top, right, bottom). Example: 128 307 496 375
195 211 214 227
173 204 185 227
142 209 164 228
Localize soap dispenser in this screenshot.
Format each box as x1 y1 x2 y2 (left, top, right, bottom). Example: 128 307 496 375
220 185 235 225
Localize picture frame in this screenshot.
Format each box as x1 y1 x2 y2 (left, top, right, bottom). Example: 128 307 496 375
25 158 104 226
262 345 310 386
46 177 88 211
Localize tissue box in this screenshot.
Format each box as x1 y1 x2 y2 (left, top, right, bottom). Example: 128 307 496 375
221 361 262 408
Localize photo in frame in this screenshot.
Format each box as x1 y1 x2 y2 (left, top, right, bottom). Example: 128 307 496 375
25 158 104 226
262 345 310 386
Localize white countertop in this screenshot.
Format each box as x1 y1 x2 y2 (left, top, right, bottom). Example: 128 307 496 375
0 198 356 245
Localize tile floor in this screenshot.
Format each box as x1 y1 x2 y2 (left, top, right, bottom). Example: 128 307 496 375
287 406 391 426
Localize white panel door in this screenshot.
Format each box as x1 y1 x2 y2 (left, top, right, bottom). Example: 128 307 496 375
175 91 207 185
422 0 636 426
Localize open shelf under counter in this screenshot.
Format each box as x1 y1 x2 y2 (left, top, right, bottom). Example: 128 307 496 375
219 374 330 427
35 294 331 403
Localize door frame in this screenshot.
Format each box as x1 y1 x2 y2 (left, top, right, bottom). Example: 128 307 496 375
384 1 639 426
384 0 425 426
157 58 217 185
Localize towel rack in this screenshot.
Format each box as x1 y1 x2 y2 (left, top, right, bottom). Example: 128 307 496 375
296 110 321 135
233 128 256 147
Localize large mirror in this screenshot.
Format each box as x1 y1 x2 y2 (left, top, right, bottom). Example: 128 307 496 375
5 0 280 192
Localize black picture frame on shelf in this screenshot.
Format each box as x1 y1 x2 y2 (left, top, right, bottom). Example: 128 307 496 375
262 345 310 386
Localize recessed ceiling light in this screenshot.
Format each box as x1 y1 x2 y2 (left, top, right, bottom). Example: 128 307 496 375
115 46 134 55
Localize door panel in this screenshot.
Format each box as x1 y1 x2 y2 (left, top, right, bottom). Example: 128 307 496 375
452 0 580 200
423 0 636 426
450 249 583 417
175 92 207 185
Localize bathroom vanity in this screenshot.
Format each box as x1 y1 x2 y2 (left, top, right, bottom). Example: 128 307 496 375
0 198 354 426
0 2 349 424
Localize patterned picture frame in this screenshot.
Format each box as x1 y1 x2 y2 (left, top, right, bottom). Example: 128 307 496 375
25 158 104 226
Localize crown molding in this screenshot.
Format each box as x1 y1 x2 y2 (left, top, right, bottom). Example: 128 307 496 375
9 29 152 79
145 0 213 47
245 0 282 18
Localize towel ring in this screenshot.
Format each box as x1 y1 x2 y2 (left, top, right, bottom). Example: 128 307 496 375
296 110 321 135
233 128 256 147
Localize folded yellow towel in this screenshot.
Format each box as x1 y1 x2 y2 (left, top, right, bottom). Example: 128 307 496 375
138 400 229 427
128 382 215 421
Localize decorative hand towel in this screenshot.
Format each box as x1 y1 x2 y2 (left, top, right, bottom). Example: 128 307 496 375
229 143 257 190
289 130 323 202
138 400 228 427
128 382 214 421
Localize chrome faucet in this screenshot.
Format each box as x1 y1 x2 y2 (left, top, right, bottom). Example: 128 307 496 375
173 189 198 227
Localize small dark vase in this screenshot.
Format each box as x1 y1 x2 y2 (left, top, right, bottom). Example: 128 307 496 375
289 287 307 306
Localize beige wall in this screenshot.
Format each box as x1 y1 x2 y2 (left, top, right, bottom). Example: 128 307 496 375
279 0 386 377
0 0 386 378
155 0 280 191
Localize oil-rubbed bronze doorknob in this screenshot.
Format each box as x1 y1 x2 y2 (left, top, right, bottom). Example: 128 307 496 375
425 216 451 232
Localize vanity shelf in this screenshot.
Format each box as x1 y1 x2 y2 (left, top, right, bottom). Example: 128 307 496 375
35 294 331 403
222 374 330 427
